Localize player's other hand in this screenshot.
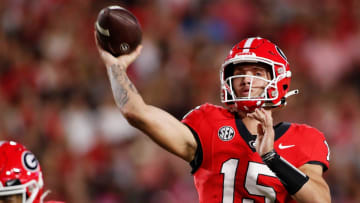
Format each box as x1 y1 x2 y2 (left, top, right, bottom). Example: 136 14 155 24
247 108 275 156
95 32 142 69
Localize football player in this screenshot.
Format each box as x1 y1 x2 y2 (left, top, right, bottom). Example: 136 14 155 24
0 141 62 203
96 36 331 203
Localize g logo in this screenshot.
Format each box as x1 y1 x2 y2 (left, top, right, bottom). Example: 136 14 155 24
218 126 235 141
22 151 39 171
249 140 256 149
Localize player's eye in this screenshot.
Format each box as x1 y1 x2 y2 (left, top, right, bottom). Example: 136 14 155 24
234 70 244 75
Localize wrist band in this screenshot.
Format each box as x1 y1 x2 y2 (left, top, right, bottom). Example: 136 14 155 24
261 150 309 195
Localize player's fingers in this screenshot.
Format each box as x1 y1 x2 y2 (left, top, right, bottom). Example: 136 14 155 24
97 46 114 62
247 111 262 122
135 45 143 53
116 45 142 65
129 45 143 60
260 108 273 128
254 108 266 123
94 31 107 54
246 113 259 122
94 31 99 47
246 112 254 118
116 45 142 58
257 123 264 136
247 108 270 128
94 31 121 65
94 32 109 56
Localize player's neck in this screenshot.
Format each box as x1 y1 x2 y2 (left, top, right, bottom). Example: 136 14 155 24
238 109 272 135
241 116 261 135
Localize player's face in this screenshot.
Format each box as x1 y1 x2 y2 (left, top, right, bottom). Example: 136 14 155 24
232 63 271 98
0 194 23 203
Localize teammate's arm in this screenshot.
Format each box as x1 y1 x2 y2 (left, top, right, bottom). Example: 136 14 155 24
96 43 197 162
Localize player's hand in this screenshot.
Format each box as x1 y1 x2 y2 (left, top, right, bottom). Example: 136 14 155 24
247 108 274 156
95 32 142 69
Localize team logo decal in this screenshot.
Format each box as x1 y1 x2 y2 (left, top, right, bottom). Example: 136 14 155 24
249 140 256 149
218 126 235 141
22 151 39 171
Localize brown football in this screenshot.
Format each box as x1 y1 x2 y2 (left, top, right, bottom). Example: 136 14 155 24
95 5 142 57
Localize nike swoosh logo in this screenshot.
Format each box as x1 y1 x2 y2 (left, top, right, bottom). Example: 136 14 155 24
278 143 295 149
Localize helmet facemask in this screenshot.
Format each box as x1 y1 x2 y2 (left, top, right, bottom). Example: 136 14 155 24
221 53 295 112
0 179 41 203
223 74 276 102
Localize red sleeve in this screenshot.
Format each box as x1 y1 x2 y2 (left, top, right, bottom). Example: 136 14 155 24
181 104 211 173
181 105 204 131
302 126 330 171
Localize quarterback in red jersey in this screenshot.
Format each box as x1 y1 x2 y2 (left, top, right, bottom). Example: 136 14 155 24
96 36 331 203
0 141 64 203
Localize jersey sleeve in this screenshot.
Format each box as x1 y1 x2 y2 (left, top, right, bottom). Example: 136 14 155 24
303 126 330 171
182 105 204 131
181 104 209 173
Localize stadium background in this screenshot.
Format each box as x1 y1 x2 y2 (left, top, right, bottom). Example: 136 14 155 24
1 0 360 202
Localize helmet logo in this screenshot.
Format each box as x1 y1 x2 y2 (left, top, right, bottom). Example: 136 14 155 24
249 140 256 149
22 152 39 171
218 126 235 141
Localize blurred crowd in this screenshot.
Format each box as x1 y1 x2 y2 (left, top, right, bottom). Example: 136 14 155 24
1 0 360 202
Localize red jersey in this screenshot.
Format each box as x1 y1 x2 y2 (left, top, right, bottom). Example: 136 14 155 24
182 103 330 203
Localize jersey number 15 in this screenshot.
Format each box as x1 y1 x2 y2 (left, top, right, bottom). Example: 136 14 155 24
221 159 277 203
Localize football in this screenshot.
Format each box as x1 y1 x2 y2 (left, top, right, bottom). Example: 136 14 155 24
95 5 142 57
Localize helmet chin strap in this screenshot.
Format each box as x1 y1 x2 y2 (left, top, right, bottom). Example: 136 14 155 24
262 89 299 108
281 89 299 106
226 90 299 112
285 89 299 98
281 89 300 105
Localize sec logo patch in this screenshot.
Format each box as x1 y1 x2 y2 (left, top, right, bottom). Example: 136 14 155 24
218 126 235 141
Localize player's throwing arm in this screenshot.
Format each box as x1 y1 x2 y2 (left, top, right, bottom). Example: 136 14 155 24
96 42 197 163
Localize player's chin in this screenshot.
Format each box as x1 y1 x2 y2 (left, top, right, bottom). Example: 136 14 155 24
239 92 262 98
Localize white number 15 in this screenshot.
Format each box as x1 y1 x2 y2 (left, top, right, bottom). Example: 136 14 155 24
221 159 277 203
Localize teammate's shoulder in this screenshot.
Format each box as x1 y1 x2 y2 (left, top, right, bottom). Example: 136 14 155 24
290 123 325 138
